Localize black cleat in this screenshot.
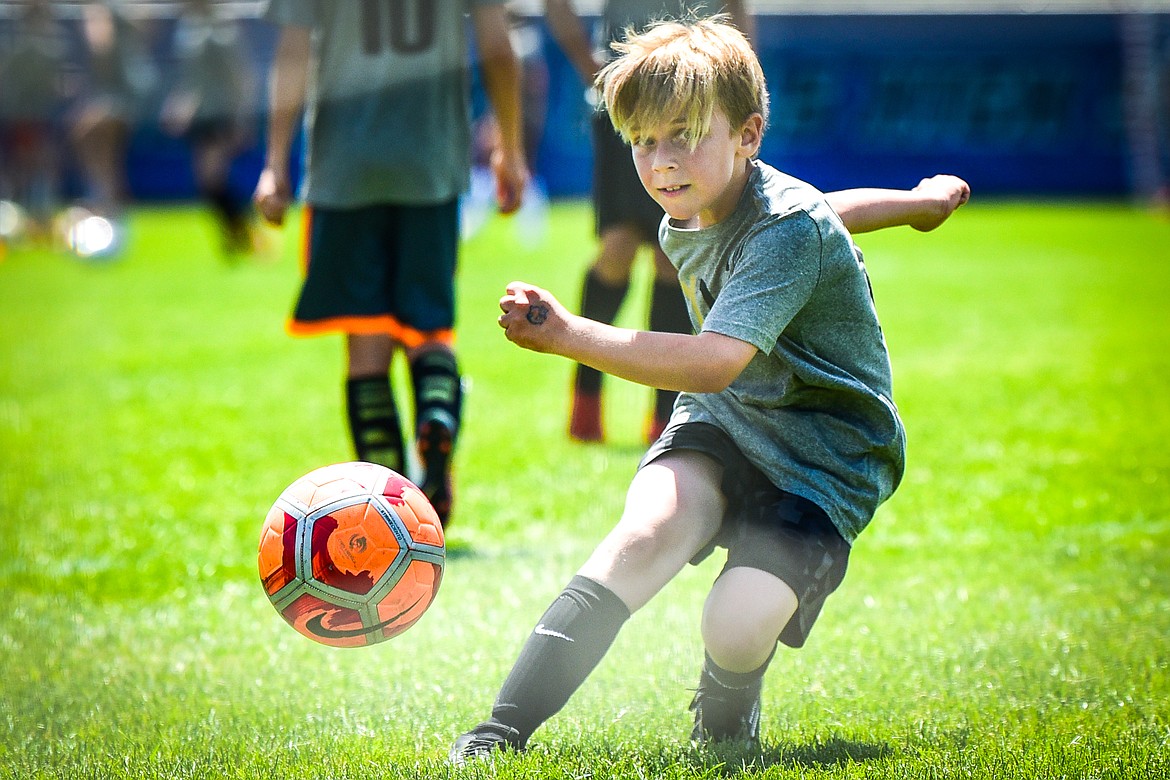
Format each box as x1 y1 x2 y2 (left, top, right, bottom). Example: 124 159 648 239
688 682 762 749
417 417 454 525
448 722 523 765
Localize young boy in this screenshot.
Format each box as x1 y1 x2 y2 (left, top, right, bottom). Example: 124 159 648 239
452 18 968 760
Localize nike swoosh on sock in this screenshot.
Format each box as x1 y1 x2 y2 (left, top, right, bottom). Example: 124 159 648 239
533 624 575 642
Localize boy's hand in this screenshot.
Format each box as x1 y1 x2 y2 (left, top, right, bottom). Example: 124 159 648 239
909 175 971 232
498 282 569 353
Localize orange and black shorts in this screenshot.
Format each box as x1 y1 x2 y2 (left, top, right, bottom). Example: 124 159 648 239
290 200 459 348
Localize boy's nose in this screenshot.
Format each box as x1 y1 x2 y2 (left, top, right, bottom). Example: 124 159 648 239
651 147 678 172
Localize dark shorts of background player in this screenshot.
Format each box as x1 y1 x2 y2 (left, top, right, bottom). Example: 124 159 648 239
591 112 663 243
640 421 851 648
293 201 459 340
185 117 238 148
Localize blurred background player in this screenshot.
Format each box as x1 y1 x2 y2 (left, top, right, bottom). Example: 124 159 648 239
545 0 754 444
0 0 68 250
253 0 528 526
463 8 551 247
161 0 259 259
67 0 159 258
1120 10 1170 213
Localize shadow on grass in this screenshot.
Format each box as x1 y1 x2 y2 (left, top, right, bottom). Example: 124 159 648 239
686 735 893 776
444 538 479 559
770 735 892 768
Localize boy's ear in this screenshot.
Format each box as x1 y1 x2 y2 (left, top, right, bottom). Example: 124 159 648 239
737 113 764 158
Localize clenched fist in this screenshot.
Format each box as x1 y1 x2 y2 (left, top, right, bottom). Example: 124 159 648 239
498 282 573 354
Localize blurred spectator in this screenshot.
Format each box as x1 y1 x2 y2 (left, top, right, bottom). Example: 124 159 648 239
0 0 68 245
161 0 258 258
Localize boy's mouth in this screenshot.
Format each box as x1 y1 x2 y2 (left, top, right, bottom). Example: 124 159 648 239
658 184 688 195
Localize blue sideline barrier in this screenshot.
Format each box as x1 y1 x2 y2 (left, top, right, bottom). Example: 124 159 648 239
2 11 1158 201
534 13 1137 197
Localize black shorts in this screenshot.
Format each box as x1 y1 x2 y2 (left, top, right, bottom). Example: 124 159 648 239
640 422 851 648
591 112 663 243
292 201 458 347
186 117 236 148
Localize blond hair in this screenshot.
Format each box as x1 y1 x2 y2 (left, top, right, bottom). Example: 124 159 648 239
596 17 769 149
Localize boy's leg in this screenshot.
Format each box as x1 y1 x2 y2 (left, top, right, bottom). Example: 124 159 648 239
451 574 630 761
690 568 796 747
409 344 461 525
451 451 726 760
702 567 798 673
386 199 460 521
577 450 726 611
691 493 850 746
345 334 403 473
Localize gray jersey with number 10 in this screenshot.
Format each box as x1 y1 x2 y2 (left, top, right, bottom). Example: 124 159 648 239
264 0 506 207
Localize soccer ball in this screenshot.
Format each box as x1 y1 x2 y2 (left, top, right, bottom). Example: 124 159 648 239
258 462 445 648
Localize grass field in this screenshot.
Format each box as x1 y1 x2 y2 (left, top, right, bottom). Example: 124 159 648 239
1 199 1168 779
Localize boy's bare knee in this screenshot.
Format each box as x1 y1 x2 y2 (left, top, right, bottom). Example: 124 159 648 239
702 617 780 673
701 567 798 673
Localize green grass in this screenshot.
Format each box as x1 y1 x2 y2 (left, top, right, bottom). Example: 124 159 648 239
1 199 1168 779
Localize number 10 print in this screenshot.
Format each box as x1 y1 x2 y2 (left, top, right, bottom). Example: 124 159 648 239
360 0 435 55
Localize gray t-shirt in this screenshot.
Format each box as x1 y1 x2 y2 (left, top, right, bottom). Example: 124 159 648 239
264 0 505 207
660 160 906 544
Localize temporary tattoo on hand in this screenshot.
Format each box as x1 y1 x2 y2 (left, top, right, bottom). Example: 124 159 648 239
526 302 550 325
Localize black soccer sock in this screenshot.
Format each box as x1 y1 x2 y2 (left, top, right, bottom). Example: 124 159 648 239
345 375 404 472
202 182 248 230
699 647 776 694
648 278 690 420
485 575 631 746
409 349 463 441
575 270 629 394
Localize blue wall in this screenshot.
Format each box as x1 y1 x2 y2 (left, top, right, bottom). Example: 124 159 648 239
535 13 1132 197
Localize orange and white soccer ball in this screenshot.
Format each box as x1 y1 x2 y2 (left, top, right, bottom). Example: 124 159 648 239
258 462 445 647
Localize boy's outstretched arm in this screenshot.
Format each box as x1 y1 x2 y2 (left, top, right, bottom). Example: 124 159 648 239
828 174 971 234
499 282 755 394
